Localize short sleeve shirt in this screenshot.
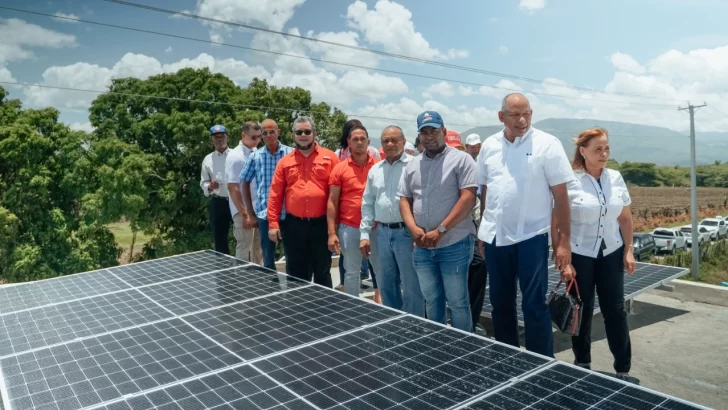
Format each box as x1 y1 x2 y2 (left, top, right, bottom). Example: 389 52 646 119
398 146 478 248
328 156 379 228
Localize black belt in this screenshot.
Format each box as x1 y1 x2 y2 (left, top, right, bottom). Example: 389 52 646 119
210 194 228 200
378 222 406 229
287 214 326 221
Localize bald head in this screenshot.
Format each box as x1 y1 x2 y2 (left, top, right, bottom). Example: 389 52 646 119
499 93 533 140
261 118 280 149
381 125 406 161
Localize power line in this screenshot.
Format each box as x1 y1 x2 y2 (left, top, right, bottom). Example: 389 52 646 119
0 6 677 108
103 0 688 104
1 80 676 139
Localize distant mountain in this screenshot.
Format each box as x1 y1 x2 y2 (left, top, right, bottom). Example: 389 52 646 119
461 118 728 166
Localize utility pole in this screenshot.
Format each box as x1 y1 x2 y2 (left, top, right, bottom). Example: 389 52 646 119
678 102 707 280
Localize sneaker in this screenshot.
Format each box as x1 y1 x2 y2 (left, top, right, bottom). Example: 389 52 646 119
616 374 640 385
473 324 488 337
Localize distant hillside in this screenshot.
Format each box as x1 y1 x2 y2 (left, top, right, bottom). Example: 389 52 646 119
461 118 728 166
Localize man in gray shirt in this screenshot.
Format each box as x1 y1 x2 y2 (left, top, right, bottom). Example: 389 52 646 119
398 111 478 332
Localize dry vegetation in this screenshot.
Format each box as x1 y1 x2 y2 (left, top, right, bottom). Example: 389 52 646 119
630 187 728 232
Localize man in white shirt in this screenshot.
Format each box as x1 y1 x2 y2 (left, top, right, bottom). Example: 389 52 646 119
477 93 575 357
200 125 232 254
226 121 263 263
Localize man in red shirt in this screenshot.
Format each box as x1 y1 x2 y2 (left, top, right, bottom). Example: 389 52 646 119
327 125 380 297
267 116 339 286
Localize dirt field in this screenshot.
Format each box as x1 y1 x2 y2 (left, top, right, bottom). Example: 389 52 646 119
629 187 728 232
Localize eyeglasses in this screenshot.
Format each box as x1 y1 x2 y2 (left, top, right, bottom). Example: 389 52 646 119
249 134 262 140
261 130 277 136
295 129 313 136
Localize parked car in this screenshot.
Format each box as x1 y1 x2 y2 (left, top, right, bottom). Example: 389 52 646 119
632 233 657 262
699 218 727 240
680 225 711 247
651 228 688 254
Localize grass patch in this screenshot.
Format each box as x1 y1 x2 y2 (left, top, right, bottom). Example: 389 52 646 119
106 222 151 252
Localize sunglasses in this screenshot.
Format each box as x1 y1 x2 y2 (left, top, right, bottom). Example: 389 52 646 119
295 129 313 136
261 130 277 136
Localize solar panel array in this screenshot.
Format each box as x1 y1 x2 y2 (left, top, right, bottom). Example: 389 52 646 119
0 250 706 410
481 261 689 322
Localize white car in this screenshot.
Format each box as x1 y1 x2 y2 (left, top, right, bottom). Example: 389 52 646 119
680 225 711 247
699 218 727 240
651 228 688 254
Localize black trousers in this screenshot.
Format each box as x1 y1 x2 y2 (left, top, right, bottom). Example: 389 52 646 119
468 247 488 330
281 215 333 288
570 246 632 373
209 197 232 255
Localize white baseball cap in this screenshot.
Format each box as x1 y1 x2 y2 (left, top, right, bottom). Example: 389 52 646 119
405 141 415 151
465 133 481 146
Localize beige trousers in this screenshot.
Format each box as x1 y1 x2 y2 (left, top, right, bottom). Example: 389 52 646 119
233 213 263 264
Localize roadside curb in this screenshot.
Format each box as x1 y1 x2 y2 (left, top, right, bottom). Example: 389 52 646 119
652 279 728 307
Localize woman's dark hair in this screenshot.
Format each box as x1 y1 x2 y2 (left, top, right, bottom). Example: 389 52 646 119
339 119 363 149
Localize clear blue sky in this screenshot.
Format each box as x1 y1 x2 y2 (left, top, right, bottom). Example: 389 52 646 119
1 0 728 137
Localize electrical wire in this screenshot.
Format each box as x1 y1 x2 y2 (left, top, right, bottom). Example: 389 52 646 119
103 0 689 104
0 6 678 108
1 80 678 139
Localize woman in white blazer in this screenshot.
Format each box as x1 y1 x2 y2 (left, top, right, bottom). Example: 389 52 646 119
553 128 638 384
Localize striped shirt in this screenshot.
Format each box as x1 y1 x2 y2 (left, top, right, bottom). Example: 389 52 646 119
240 142 294 220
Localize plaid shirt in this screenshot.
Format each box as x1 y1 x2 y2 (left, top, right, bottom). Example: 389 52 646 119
240 142 294 220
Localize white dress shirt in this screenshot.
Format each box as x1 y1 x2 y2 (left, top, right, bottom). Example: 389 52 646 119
225 143 257 217
477 127 575 246
568 168 631 258
200 148 230 198
360 153 411 241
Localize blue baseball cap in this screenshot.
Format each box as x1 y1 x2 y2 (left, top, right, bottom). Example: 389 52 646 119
417 111 444 131
210 124 227 135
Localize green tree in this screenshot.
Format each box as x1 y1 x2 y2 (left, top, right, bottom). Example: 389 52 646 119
606 158 620 171
620 162 660 186
88 69 348 259
0 87 120 282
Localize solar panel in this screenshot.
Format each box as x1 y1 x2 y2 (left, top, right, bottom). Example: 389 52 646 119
0 319 241 410
481 261 689 322
183 286 403 361
138 265 311 316
461 362 708 410
0 270 129 316
0 289 173 358
110 250 246 287
97 365 316 410
255 316 551 410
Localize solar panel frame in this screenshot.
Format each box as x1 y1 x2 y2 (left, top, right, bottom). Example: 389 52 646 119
481 261 689 323
454 361 712 410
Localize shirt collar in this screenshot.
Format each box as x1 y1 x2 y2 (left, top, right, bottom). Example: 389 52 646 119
422 146 451 161
215 148 230 156
294 142 319 157
241 144 256 155
501 127 534 146
347 154 376 167
263 141 287 155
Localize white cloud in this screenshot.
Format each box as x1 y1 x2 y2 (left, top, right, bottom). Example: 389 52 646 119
0 65 16 84
459 80 524 98
422 81 454 99
69 121 94 132
193 0 305 41
23 53 271 110
53 12 80 22
520 0 546 12
346 0 468 61
609 52 645 74
499 46 509 55
0 18 77 64
164 46 173 54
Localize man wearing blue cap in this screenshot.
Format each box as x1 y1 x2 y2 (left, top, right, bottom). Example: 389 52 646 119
200 124 232 254
398 111 479 332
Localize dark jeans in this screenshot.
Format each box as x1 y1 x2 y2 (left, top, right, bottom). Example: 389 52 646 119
484 233 553 357
281 215 332 288
209 197 232 255
570 246 632 373
257 217 278 271
468 246 488 331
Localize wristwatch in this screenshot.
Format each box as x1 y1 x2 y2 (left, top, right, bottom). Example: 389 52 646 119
437 225 447 234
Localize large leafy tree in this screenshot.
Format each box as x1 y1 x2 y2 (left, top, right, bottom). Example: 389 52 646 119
0 87 120 282
88 69 347 259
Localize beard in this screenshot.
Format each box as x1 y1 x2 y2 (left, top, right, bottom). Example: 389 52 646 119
295 141 314 150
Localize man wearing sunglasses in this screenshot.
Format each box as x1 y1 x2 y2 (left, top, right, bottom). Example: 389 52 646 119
267 116 339 286
226 121 264 263
241 119 294 271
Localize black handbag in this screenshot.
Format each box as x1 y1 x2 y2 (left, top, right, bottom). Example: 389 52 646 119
547 279 583 335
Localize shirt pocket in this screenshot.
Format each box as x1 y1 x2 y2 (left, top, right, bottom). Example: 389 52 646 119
283 162 301 181
311 159 331 181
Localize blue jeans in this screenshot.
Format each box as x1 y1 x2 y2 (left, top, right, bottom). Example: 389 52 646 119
413 235 474 331
484 233 553 357
257 217 278 271
377 226 424 317
339 254 372 285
